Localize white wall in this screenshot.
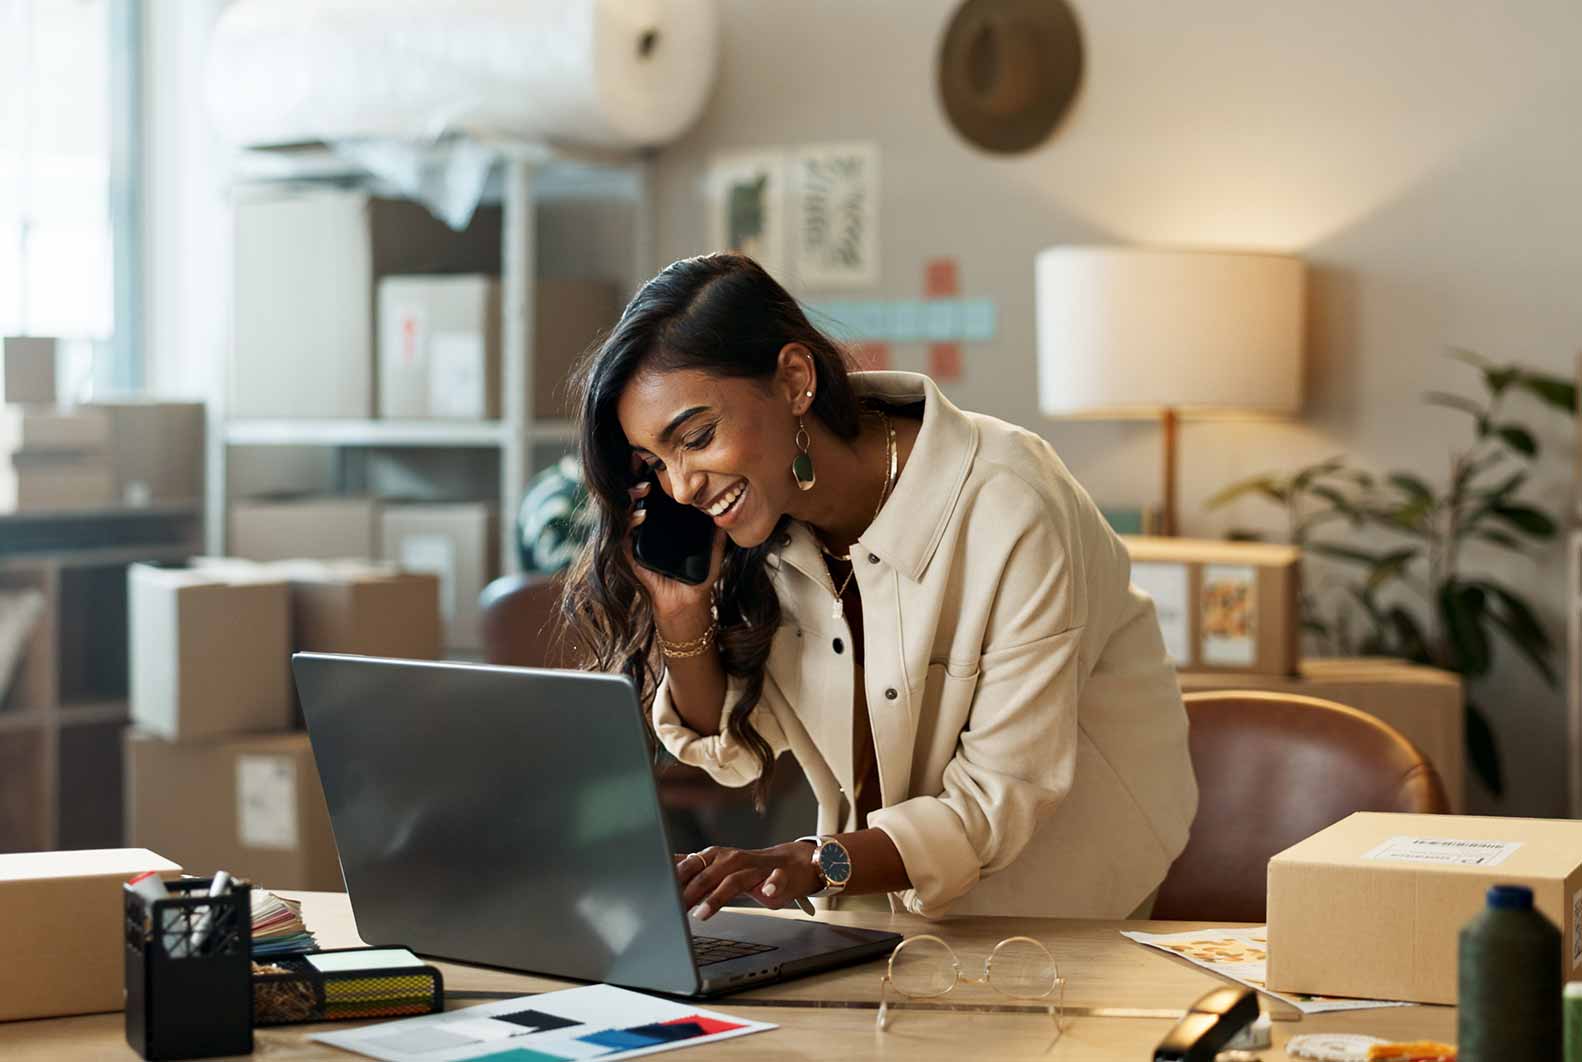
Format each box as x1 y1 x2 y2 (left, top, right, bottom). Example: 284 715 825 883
652 0 1582 816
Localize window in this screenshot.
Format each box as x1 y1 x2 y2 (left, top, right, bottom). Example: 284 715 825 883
0 0 139 397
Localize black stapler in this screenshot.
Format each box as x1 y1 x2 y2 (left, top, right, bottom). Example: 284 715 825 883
1152 986 1259 1061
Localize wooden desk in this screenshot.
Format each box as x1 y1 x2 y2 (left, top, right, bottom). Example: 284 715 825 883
0 892 1454 1060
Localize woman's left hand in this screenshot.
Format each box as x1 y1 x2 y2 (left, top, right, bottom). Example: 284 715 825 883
674 842 821 921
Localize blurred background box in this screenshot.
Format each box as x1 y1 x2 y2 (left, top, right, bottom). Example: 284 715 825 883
128 563 292 740
0 407 108 453
124 731 341 892
1179 658 1466 811
377 275 501 419
1124 535 1301 676
0 455 115 513
0 848 181 1021
376 275 617 421
195 558 441 662
229 496 381 562
0 337 56 405
230 189 502 420
86 400 205 506
381 503 498 652
533 278 621 418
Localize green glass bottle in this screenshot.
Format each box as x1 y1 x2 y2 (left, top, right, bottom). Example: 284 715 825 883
1458 884 1560 1061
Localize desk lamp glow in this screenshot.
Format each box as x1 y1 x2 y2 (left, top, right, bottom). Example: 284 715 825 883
1034 247 1306 536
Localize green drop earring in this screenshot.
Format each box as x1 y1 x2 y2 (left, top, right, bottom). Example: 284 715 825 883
792 414 816 492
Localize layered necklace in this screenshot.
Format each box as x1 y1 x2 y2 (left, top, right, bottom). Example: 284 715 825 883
820 411 898 620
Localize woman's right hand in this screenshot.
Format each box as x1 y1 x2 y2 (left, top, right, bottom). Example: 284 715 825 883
625 480 728 628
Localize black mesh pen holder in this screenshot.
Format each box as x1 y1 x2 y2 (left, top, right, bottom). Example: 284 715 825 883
125 877 254 1060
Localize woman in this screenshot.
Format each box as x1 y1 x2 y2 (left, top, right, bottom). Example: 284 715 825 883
563 254 1197 921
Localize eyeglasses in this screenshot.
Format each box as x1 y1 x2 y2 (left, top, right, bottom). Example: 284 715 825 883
877 934 1065 1033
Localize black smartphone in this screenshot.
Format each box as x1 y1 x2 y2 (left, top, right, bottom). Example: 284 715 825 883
632 471 717 585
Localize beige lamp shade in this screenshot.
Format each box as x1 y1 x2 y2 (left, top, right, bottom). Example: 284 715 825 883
1035 247 1305 419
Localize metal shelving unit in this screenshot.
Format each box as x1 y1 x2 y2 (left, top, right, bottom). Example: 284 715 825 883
208 141 653 574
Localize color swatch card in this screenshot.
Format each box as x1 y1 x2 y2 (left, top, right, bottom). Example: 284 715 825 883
311 983 774 1062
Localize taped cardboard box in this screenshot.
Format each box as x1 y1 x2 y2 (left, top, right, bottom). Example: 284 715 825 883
128 563 293 741
380 503 498 651
229 496 381 562
1267 811 1582 1004
0 848 181 1021
1123 536 1300 676
1 336 56 404
125 731 341 893
87 399 205 505
378 275 501 419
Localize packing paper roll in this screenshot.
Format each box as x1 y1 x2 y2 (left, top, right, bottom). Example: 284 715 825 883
206 0 720 150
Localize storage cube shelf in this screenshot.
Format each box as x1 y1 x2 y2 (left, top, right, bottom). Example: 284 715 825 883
210 140 652 575
0 506 201 853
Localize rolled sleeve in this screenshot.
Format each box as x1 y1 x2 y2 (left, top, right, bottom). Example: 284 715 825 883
870 508 1085 918
652 673 788 789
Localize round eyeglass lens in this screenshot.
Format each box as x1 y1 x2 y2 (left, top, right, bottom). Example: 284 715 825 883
987 937 1059 999
887 936 958 998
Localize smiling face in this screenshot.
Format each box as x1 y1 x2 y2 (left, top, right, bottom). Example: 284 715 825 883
617 359 807 549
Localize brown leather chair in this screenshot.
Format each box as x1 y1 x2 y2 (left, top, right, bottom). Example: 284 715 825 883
1152 690 1449 923
479 572 570 668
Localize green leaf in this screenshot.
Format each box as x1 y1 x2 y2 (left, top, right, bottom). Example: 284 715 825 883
1465 702 1504 797
1308 485 1355 512
1388 472 1434 502
1438 582 1491 677
1386 606 1431 662
1490 504 1557 538
1366 547 1420 591
1292 457 1347 491
1477 581 1557 687
1449 348 1492 371
1514 373 1577 414
1204 476 1285 510
1474 470 1527 503
1424 391 1485 418
1474 529 1524 549
1494 425 1537 456
1309 543 1389 568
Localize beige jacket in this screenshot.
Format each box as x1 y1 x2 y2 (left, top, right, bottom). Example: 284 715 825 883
653 372 1198 918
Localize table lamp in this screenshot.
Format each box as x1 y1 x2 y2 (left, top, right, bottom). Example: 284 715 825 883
1034 246 1305 536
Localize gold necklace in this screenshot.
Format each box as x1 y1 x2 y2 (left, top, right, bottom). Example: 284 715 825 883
822 412 897 620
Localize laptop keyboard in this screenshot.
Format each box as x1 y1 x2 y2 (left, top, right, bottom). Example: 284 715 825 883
690 935 779 966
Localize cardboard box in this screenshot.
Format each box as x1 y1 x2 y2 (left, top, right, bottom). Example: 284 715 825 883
229 497 381 562
0 454 115 513
195 558 441 662
1268 811 1582 1004
533 278 621 418
381 503 498 650
378 275 502 419
231 190 502 420
1 336 56 404
1179 658 1466 811
125 731 342 892
0 848 181 1021
128 563 293 740
377 275 618 420
1123 536 1301 676
87 400 205 505
0 406 109 453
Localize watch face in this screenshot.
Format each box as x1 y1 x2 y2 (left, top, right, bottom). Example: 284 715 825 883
818 841 852 885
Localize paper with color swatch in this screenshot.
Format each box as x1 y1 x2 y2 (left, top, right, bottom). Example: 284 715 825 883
311 983 774 1061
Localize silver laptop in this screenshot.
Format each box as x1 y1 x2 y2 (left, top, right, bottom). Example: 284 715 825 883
291 653 900 997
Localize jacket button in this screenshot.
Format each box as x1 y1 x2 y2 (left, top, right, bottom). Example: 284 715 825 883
833 638 844 654
868 553 880 564
884 688 898 700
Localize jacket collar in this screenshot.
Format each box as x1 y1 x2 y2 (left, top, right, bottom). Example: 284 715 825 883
770 372 979 585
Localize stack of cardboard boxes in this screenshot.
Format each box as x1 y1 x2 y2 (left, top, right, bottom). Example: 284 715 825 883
0 338 113 512
124 559 440 891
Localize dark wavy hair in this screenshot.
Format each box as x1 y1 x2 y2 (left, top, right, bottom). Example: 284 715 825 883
560 254 860 809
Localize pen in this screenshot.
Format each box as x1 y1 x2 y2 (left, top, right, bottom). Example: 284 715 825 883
794 897 817 917
190 870 233 957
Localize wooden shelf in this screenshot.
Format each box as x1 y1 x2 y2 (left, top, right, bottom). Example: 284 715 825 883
0 709 47 735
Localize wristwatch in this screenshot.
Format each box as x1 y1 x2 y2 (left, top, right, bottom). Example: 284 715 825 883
795 835 852 898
